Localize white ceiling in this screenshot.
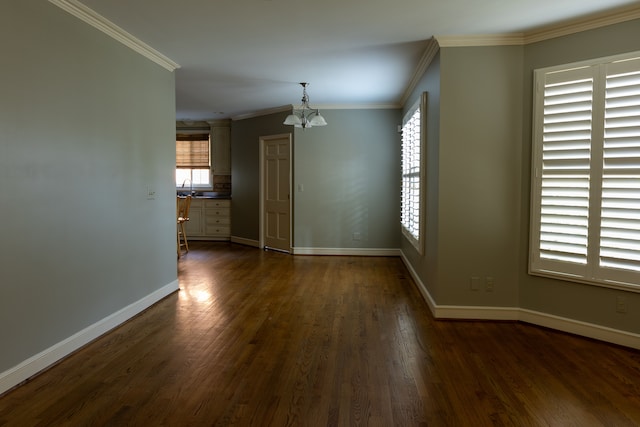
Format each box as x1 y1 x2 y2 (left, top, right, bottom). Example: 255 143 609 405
76 0 639 121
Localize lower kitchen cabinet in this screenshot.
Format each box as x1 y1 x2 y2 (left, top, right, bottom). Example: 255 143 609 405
183 198 231 241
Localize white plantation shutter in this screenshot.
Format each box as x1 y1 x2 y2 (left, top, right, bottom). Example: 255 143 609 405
539 68 594 270
402 108 420 239
401 93 427 253
600 58 640 282
531 52 640 290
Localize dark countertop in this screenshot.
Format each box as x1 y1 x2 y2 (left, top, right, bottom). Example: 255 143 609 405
177 191 231 199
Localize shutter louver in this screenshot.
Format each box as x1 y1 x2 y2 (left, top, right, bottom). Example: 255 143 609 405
401 107 421 241
600 59 640 273
539 76 593 264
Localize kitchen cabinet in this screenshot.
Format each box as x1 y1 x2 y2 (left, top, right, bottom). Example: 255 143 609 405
184 198 231 241
204 199 231 238
210 121 231 176
183 198 204 237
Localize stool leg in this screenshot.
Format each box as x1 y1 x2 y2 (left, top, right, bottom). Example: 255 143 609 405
181 222 189 252
177 222 181 258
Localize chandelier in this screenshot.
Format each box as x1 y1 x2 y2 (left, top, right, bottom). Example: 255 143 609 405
283 82 327 129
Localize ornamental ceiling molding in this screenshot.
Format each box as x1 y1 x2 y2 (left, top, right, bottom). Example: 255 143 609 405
48 0 180 72
437 3 640 47
399 37 440 107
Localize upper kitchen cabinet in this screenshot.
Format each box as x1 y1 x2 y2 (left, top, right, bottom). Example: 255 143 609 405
209 120 231 176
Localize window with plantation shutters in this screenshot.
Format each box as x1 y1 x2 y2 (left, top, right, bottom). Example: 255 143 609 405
401 92 427 254
176 132 211 188
530 52 640 290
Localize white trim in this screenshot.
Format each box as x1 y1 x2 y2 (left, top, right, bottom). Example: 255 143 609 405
399 251 437 314
232 103 401 122
436 34 525 47
434 305 520 320
48 0 180 72
399 253 640 350
311 103 401 110
0 280 179 396
400 38 440 106
292 247 401 256
525 4 640 45
436 4 640 47
519 309 640 350
232 105 292 121
230 236 261 248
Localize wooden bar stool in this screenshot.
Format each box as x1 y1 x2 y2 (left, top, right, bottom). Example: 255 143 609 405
177 195 192 258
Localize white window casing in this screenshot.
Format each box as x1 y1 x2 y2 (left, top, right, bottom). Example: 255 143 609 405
530 52 640 291
401 92 427 254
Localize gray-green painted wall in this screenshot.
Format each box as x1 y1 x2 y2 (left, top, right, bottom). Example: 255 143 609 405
401 18 640 335
401 53 442 301
519 19 640 332
231 111 290 241
231 109 401 250
293 109 401 249
0 1 177 372
437 45 523 307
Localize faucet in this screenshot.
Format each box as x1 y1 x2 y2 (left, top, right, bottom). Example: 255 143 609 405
181 178 194 195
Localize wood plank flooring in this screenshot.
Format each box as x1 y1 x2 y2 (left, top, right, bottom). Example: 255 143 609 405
1 242 640 426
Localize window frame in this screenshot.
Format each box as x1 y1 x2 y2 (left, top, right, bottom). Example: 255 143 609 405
175 129 212 190
401 92 427 254
529 50 640 292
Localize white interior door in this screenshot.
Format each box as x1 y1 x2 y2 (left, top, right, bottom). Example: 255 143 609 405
261 134 291 252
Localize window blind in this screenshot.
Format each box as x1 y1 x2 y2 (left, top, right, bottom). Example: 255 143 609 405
176 133 210 168
600 58 640 276
539 69 594 267
531 52 640 289
400 92 427 254
401 107 421 241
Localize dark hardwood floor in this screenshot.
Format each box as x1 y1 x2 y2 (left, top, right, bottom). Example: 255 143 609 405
1 242 640 426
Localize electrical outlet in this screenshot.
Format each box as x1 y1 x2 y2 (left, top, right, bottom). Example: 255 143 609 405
470 277 480 291
485 277 494 292
352 232 361 241
616 296 627 314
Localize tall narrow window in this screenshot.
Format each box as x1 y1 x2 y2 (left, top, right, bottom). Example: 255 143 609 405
401 92 427 253
530 52 640 290
176 132 211 189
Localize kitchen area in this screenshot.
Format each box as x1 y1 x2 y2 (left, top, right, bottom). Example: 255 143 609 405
177 120 232 243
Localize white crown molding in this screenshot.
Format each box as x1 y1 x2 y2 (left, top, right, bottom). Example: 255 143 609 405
231 105 292 121
314 103 401 110
48 0 180 72
436 4 640 47
232 103 402 121
524 4 640 44
400 37 440 106
436 33 524 47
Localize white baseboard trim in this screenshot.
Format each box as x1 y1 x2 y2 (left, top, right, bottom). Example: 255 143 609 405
519 309 640 350
399 251 437 314
230 236 260 248
434 305 520 321
292 247 401 256
0 280 179 396
399 253 640 350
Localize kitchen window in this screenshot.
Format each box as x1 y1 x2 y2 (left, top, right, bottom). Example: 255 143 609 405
176 132 211 189
529 51 640 291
